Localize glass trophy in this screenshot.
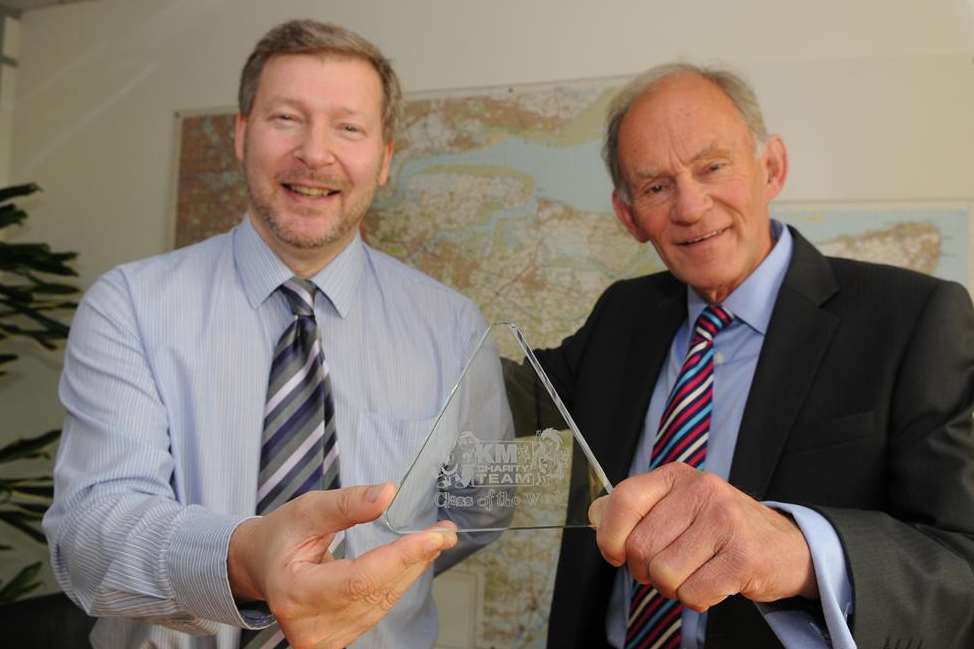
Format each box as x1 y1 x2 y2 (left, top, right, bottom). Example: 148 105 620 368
384 321 613 533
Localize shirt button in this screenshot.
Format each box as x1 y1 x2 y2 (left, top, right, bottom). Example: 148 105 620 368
714 352 725 364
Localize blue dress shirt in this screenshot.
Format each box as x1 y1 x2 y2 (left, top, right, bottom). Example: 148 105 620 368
43 217 490 649
604 222 856 649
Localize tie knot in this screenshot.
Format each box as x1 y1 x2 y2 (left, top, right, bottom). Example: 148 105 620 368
279 277 316 317
693 304 734 342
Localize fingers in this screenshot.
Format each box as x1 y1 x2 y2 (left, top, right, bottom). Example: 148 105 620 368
591 465 683 566
327 525 456 611
624 470 722 585
273 521 458 649
590 466 818 608
588 495 608 528
635 508 727 602
298 483 397 536
673 547 741 611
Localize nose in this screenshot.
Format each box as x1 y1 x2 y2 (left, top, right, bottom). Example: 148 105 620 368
671 176 712 224
293 124 336 169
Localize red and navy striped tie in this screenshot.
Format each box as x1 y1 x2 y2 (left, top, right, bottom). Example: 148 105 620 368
624 304 734 649
241 277 340 649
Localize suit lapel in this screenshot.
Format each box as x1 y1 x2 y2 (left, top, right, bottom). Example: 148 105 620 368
608 276 686 485
729 228 840 498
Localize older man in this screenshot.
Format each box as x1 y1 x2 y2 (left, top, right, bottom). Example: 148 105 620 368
43 20 500 649
538 64 974 649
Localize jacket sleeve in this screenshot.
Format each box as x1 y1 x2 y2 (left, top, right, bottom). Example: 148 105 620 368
818 280 974 648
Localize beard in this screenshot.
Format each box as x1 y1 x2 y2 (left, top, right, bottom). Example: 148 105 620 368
249 187 355 250
245 167 375 251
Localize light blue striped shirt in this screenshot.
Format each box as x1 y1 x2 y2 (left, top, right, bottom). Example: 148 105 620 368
43 217 488 649
605 222 855 649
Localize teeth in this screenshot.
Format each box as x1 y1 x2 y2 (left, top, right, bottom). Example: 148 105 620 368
687 228 723 244
287 184 337 197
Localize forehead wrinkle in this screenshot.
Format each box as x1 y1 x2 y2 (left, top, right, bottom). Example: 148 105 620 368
630 142 732 181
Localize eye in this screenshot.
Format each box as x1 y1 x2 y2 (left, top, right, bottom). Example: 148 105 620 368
704 161 727 174
339 123 365 135
272 113 299 124
644 180 670 196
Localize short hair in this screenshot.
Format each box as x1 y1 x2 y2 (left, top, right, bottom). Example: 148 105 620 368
238 19 403 143
604 63 768 201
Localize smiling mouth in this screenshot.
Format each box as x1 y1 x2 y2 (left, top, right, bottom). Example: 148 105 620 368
680 227 728 245
283 183 341 198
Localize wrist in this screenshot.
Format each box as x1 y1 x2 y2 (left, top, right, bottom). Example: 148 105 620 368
785 515 819 600
228 516 264 602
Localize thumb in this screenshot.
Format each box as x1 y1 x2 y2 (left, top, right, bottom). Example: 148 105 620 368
588 495 608 528
303 482 397 536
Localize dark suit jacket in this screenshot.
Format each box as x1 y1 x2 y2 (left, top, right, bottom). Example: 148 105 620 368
535 227 974 649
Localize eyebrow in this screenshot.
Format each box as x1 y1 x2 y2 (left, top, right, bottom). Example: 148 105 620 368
632 143 733 180
262 97 304 111
261 97 367 119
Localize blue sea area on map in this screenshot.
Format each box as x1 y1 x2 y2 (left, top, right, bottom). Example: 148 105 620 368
393 136 613 215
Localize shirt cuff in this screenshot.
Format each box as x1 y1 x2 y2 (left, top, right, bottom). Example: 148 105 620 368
761 502 857 649
166 507 272 629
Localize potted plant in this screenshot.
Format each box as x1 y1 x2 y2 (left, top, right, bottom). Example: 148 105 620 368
0 182 79 603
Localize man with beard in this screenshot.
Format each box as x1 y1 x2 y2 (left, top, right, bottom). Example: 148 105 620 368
44 20 496 649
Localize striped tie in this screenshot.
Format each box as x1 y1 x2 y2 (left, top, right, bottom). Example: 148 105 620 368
241 277 340 649
624 305 734 649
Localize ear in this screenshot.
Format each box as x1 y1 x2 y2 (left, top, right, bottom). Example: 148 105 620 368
234 113 248 164
761 135 788 200
612 190 649 243
377 141 394 187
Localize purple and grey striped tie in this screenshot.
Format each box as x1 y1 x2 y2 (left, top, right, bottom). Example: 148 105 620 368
624 304 734 649
241 277 340 649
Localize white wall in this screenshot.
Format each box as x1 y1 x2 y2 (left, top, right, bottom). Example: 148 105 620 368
4 0 973 595
0 14 20 187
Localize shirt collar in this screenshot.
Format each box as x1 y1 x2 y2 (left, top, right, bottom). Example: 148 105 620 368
686 219 793 335
232 215 365 318
308 231 365 319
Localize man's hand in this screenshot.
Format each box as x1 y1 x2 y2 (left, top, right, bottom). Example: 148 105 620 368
228 482 457 649
589 463 817 612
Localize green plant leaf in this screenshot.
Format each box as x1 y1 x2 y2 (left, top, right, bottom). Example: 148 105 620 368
6 500 48 513
0 206 27 229
10 304 72 333
0 321 68 349
0 294 80 314
0 561 43 604
0 284 33 302
0 430 61 463
0 242 78 276
22 277 80 295
0 510 47 543
1 503 45 520
4 484 55 500
0 481 54 504
0 183 41 205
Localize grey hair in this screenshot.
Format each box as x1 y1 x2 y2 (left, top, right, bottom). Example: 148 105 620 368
238 19 403 143
604 63 768 202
